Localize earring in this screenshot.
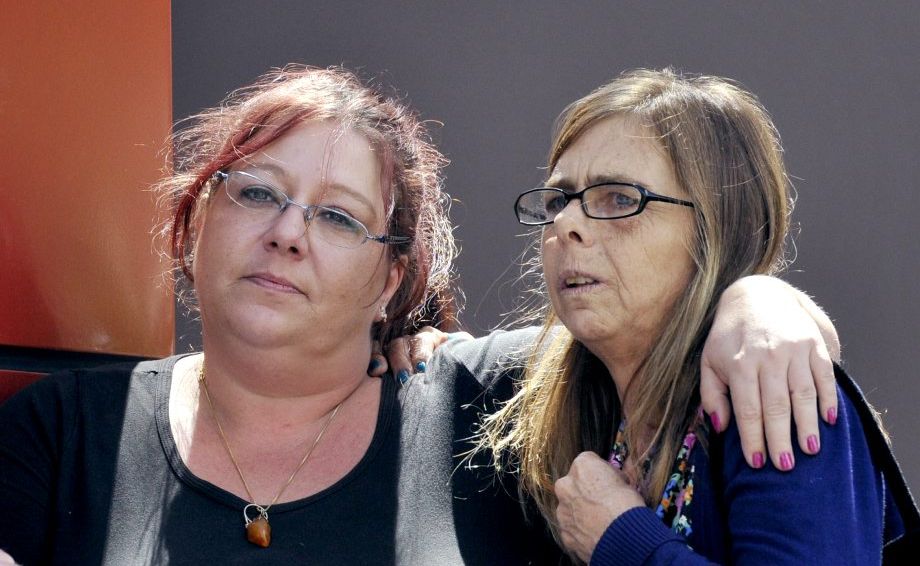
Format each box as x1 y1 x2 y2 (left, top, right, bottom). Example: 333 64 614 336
379 305 388 323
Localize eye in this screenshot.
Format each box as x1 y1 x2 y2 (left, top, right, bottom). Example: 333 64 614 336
588 185 641 216
612 190 640 208
237 184 283 208
315 207 365 234
543 192 568 215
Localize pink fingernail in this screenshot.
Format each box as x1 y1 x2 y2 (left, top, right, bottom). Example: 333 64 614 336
807 435 819 454
709 412 722 433
752 452 765 469
780 452 794 471
827 407 837 426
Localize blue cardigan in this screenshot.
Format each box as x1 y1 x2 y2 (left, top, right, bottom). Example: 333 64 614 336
591 370 908 564
436 330 916 564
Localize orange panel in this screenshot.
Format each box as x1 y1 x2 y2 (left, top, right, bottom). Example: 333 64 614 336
0 2 174 357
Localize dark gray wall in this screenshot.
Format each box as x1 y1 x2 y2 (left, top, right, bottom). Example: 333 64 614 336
173 2 920 492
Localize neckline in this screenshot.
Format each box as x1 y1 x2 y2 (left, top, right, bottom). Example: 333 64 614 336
154 353 397 513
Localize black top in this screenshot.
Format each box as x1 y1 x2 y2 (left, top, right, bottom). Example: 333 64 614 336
0 342 561 565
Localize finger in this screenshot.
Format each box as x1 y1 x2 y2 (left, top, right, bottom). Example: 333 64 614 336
788 352 820 455
810 340 838 426
557 527 576 555
367 353 388 377
700 357 730 434
759 362 795 471
730 365 768 469
386 337 413 384
553 474 571 497
554 501 577 552
367 340 387 377
569 451 603 477
408 326 447 372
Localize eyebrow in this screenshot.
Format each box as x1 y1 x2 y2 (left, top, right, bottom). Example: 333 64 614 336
546 171 648 191
240 161 377 213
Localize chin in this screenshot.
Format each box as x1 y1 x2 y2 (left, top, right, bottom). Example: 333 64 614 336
558 308 616 344
209 306 298 346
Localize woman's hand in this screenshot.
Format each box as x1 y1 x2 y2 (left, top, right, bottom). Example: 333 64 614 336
555 452 644 563
701 275 840 471
367 327 474 383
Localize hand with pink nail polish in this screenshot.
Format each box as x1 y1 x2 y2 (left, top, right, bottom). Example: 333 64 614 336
701 275 841 470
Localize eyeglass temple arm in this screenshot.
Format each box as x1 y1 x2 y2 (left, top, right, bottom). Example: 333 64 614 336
650 194 695 208
370 235 412 245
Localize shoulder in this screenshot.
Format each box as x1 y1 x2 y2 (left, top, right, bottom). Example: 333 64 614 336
700 363 892 560
715 366 880 487
430 327 541 389
0 356 179 426
717 363 880 478
400 328 538 413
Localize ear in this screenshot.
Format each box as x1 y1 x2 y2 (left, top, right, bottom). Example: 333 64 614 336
381 254 408 307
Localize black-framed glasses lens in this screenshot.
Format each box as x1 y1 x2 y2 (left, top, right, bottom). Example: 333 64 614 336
582 184 643 218
515 185 646 225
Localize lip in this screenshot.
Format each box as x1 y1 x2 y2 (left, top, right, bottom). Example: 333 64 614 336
244 272 304 295
557 269 605 295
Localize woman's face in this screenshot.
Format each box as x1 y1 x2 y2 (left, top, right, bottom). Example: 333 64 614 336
541 115 696 360
193 120 402 352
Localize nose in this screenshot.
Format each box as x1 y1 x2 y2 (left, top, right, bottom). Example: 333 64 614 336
264 204 309 257
551 199 591 246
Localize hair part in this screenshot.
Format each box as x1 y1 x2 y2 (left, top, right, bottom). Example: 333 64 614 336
477 68 792 547
155 65 458 346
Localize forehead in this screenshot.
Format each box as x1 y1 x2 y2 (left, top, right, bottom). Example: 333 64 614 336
245 120 383 199
550 115 677 192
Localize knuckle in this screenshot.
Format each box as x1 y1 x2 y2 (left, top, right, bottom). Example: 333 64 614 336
790 385 817 403
735 404 763 423
817 368 836 384
762 399 791 419
757 341 786 359
573 451 593 465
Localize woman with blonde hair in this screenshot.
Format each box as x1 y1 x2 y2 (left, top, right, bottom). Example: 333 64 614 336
436 68 918 563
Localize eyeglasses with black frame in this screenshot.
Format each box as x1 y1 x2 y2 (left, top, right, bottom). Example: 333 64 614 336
514 182 695 226
212 170 411 249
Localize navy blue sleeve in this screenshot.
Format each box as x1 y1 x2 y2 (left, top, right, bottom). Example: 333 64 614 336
718 383 885 563
592 383 885 565
591 506 714 565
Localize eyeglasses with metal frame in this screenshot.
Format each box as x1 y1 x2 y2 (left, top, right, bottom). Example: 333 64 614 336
514 182 695 226
212 170 411 249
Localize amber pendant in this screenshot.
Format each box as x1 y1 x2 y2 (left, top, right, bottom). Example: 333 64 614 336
243 504 271 547
246 517 271 547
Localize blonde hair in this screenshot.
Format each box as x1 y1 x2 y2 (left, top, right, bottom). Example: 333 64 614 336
478 68 791 547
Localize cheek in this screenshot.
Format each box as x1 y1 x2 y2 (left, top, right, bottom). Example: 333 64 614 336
646 232 696 304
323 248 390 296
539 236 560 285
617 221 694 296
